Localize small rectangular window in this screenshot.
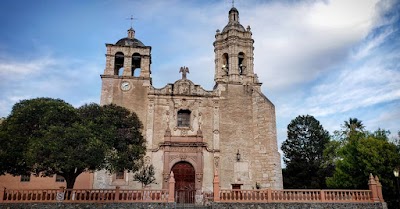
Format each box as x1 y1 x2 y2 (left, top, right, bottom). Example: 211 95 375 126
116 171 124 180
177 110 191 127
56 175 65 182
20 175 30 182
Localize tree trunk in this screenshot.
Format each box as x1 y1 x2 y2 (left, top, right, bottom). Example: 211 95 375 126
64 173 79 189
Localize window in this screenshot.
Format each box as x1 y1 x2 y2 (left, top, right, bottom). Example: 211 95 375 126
56 175 65 182
177 109 191 127
116 171 125 180
20 175 30 182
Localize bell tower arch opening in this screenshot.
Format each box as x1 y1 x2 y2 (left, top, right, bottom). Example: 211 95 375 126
114 52 124 76
132 53 141 77
222 53 229 75
238 52 245 75
171 161 196 204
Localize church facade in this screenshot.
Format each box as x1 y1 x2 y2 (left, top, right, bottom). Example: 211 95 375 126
94 6 283 197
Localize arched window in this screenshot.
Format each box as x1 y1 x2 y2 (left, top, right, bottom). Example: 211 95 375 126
238 52 245 75
132 53 141 77
114 52 124 75
177 109 191 127
222 53 229 75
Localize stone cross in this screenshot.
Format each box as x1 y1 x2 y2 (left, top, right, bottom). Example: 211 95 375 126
179 66 189 79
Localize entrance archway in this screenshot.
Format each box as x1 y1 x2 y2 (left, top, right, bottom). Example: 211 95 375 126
171 161 195 203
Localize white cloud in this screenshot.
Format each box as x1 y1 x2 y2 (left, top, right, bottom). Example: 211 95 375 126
246 0 380 91
352 26 394 60
0 56 56 79
0 55 102 117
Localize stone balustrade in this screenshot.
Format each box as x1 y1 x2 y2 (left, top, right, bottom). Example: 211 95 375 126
0 171 176 204
214 171 384 203
0 172 385 205
1 187 170 203
219 189 373 203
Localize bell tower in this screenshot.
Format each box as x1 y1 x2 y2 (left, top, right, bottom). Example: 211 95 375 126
100 27 152 106
213 7 256 85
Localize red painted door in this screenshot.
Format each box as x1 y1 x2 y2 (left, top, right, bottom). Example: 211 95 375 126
171 162 195 203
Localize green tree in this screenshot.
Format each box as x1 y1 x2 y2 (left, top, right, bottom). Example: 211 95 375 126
281 115 331 188
343 118 365 136
133 164 156 188
327 127 400 208
0 98 146 189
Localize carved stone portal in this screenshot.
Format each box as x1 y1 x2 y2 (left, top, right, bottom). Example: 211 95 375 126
161 136 205 191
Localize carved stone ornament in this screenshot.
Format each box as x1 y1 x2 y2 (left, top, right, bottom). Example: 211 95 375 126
169 147 198 153
196 173 203 182
163 173 169 182
179 154 187 160
214 156 220 167
179 66 189 79
181 129 188 136
165 128 172 137
179 82 190 95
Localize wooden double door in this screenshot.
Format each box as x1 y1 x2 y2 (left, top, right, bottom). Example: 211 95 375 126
171 162 196 203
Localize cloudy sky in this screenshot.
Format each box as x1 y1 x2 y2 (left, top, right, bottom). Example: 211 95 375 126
0 0 399 164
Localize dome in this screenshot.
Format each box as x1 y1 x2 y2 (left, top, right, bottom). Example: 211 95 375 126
222 22 246 33
222 7 246 33
229 7 239 13
115 37 145 47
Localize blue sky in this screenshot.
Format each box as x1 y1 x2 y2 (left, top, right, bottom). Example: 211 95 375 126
0 0 399 163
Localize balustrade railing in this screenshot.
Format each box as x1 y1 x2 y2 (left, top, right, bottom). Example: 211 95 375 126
218 189 373 203
0 188 376 204
270 189 321 202
0 173 384 204
323 190 372 202
220 189 268 202
1 187 169 203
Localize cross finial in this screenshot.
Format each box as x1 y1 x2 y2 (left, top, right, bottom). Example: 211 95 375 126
232 0 235 7
126 15 137 28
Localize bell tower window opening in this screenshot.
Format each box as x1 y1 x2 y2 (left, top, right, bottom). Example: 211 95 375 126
238 52 245 75
222 53 229 75
132 53 141 77
114 52 125 76
177 109 191 127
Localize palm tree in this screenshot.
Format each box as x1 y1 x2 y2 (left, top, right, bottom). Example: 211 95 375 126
343 118 365 136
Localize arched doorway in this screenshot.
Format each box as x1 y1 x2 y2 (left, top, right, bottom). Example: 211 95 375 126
171 161 195 203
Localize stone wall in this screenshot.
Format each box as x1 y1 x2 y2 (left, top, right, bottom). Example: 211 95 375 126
0 202 387 209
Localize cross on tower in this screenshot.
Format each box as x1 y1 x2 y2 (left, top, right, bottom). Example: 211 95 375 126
126 15 137 28
232 0 235 7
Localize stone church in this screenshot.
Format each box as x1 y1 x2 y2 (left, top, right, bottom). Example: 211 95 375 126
94 6 283 198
